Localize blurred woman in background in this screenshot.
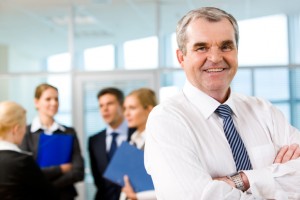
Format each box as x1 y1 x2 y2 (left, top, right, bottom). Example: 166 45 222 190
0 101 58 200
121 88 157 200
20 83 84 200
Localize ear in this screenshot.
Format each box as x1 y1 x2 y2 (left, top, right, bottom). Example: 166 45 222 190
176 49 185 68
11 125 19 135
146 105 154 113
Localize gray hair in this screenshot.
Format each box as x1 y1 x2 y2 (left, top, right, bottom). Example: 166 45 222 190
176 7 239 55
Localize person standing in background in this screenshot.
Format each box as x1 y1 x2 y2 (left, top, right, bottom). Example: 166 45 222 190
20 83 84 200
88 87 135 200
120 88 157 200
144 7 300 200
0 101 58 200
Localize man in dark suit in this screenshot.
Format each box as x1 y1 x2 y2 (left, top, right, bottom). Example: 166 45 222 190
88 87 134 200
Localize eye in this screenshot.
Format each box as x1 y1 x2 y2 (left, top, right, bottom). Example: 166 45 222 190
221 43 235 52
196 46 208 52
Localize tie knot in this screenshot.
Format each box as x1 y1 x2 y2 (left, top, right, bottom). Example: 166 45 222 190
215 104 232 119
111 132 119 139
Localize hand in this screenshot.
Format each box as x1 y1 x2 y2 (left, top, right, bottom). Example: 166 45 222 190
213 172 250 191
274 143 300 164
60 163 72 173
122 175 137 200
213 176 235 187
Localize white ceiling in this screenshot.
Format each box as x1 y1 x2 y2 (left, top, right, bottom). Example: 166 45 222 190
1 0 300 59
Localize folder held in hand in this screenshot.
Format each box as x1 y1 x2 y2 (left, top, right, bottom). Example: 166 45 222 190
103 141 154 192
37 133 74 167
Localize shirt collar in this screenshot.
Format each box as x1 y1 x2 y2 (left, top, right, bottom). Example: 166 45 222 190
31 116 66 134
0 140 21 152
130 130 146 149
106 119 128 137
183 80 237 119
223 93 238 118
130 130 146 142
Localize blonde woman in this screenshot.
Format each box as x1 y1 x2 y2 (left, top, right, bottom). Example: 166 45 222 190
0 101 58 200
20 83 84 200
121 88 157 200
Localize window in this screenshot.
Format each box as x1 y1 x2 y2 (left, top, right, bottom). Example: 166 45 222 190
238 14 288 66
124 36 158 69
84 45 115 71
47 53 71 72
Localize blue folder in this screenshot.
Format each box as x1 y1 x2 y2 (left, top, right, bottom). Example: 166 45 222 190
37 133 74 167
103 142 154 192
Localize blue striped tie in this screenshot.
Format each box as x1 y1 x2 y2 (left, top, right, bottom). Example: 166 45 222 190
215 104 252 171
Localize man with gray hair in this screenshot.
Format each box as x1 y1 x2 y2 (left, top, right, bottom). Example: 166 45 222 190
145 7 300 200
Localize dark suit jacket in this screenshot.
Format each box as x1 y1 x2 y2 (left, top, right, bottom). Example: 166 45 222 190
88 128 135 200
0 150 59 200
20 125 84 200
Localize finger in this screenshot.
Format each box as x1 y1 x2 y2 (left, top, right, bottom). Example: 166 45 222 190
123 175 129 186
274 145 288 163
282 144 299 163
291 144 300 160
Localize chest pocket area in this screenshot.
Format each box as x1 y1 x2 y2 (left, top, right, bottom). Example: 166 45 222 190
250 144 276 168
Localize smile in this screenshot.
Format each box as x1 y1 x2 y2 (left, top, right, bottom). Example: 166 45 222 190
205 68 224 73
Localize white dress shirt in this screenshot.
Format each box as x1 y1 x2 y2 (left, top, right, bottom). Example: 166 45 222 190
106 120 129 152
129 130 147 149
31 116 66 135
144 81 300 200
0 140 21 152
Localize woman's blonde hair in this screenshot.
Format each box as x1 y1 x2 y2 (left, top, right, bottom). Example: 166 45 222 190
0 101 26 136
128 88 157 109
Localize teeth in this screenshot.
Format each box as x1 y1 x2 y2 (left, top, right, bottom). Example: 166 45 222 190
206 68 223 72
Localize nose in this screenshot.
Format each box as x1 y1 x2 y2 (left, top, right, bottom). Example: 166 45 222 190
207 46 223 63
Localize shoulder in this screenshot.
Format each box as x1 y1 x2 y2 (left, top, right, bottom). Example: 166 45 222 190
233 93 272 109
150 90 191 119
0 150 34 168
161 90 186 107
89 129 106 141
61 125 76 133
231 93 278 119
25 124 32 134
59 125 80 138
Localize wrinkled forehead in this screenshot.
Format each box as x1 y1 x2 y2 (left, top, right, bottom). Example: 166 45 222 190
186 18 236 46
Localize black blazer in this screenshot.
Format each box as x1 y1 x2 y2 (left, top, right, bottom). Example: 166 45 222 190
20 125 84 200
88 128 135 200
0 150 59 200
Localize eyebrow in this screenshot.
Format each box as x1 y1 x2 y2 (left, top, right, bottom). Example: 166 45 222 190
221 40 235 46
193 42 207 48
193 42 208 49
192 40 236 48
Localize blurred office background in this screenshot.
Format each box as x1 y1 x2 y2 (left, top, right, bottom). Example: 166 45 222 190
1 0 300 199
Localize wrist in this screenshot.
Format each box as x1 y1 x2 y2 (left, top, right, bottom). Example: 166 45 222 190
239 171 250 191
227 172 246 191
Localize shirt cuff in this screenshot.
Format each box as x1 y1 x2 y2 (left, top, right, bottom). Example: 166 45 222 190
243 168 276 199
